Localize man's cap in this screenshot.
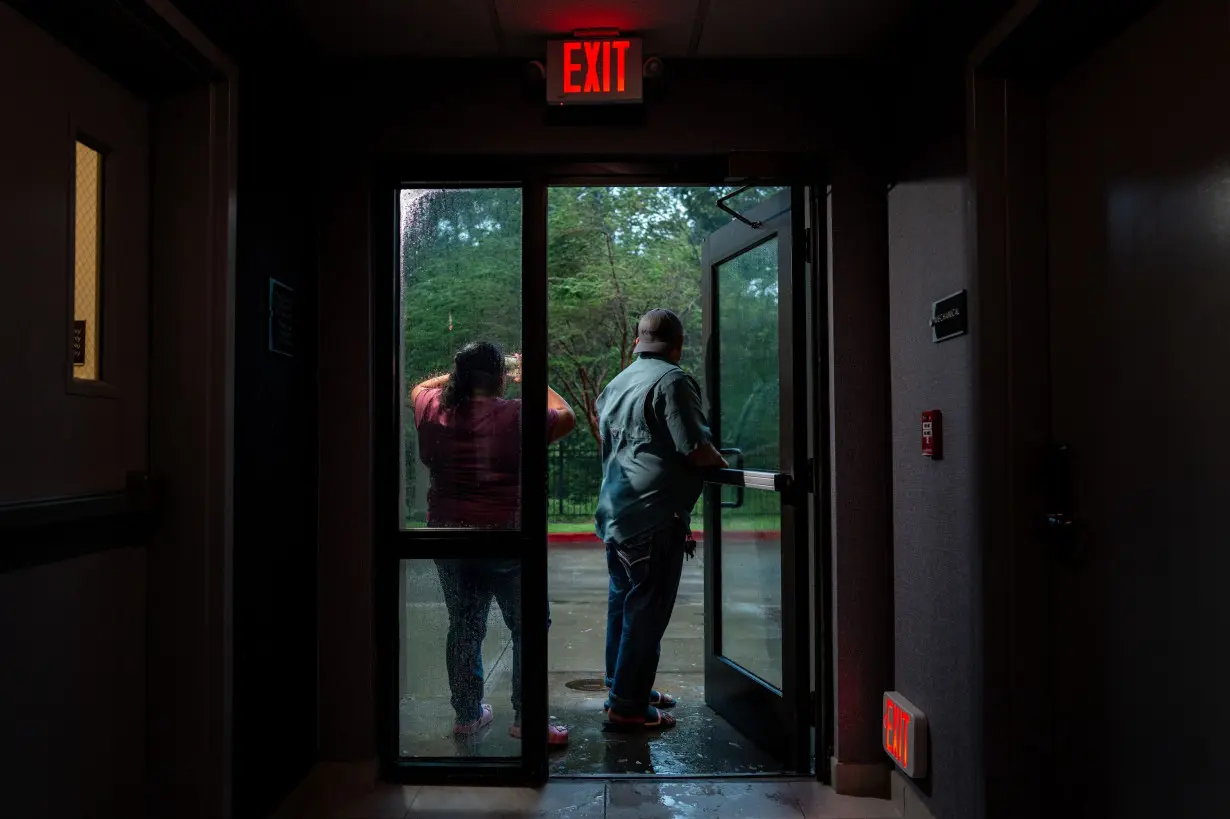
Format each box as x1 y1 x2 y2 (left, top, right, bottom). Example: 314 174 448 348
634 309 685 355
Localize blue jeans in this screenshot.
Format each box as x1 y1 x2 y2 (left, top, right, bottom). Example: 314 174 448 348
434 558 535 724
603 520 686 717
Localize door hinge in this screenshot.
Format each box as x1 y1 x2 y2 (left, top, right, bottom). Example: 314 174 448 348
803 226 811 259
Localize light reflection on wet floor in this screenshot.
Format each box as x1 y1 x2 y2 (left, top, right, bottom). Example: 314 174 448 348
323 779 901 818
543 673 781 776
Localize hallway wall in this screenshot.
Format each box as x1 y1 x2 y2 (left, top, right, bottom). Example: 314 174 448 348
886 66 980 819
232 62 321 819
0 549 147 819
314 58 885 762
321 59 874 159
827 158 894 794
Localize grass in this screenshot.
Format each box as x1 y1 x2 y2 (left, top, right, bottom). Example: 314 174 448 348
545 495 779 534
547 520 599 534
546 515 782 535
406 516 781 534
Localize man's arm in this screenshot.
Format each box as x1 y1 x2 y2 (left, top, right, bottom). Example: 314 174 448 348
685 439 730 469
656 374 729 469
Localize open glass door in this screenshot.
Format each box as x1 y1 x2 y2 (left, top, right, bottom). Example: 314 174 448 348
700 188 811 772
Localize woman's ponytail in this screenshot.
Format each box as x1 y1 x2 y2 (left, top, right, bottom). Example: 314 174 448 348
440 341 505 410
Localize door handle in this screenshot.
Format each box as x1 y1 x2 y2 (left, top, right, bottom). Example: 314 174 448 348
1039 442 1082 561
719 448 744 509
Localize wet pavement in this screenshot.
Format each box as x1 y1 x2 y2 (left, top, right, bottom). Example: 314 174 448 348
399 542 788 775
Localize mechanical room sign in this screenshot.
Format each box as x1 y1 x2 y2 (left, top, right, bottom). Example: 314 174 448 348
930 289 967 343
883 691 928 778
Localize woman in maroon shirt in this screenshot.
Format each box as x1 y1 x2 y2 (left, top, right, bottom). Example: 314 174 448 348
411 341 576 746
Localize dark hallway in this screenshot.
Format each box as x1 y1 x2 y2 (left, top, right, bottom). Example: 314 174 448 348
2 1 1227 819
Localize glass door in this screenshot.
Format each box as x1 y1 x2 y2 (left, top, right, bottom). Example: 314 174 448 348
700 188 812 772
373 180 551 784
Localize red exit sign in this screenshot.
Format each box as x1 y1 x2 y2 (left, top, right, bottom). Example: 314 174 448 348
883 691 928 778
546 36 643 105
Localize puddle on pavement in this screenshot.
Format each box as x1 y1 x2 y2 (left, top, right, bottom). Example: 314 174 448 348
544 674 784 776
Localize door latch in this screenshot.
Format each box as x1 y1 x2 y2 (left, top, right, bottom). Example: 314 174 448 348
1039 442 1082 561
802 457 818 494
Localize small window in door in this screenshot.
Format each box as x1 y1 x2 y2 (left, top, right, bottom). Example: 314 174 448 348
72 140 103 381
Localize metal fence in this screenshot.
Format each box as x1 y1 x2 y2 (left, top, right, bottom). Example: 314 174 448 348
547 435 604 518
546 435 778 521
406 429 778 524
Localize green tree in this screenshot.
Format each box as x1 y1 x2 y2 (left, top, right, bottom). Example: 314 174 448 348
398 185 787 522
547 187 702 441
398 185 784 447
400 188 523 381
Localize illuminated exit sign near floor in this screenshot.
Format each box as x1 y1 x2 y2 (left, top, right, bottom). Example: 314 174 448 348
883 691 928 778
546 36 643 105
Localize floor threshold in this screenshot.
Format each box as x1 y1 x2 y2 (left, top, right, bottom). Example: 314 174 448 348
282 761 900 819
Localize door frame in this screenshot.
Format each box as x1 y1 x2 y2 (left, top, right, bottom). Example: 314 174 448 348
370 156 833 785
370 168 551 786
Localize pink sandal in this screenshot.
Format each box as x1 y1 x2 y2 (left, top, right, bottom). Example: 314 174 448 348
453 703 494 735
509 720 570 746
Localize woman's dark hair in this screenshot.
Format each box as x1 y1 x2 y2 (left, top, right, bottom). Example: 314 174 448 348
441 341 506 409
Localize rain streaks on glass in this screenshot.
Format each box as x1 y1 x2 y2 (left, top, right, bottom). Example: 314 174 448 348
398 189 523 530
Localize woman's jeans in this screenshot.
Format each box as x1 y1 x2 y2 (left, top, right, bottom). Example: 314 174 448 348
434 558 547 724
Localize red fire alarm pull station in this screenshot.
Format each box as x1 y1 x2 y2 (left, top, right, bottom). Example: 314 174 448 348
922 410 943 459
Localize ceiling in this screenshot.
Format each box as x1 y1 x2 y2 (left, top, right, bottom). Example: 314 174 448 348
273 0 925 59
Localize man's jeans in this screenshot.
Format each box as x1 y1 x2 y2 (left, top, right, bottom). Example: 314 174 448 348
603 520 687 717
434 558 533 724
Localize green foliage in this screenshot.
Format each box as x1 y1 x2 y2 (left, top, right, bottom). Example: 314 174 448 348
398 185 784 464
547 187 707 438
400 188 524 377
715 236 782 469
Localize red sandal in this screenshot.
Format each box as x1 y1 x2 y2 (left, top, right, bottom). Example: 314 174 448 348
509 721 570 746
453 704 494 736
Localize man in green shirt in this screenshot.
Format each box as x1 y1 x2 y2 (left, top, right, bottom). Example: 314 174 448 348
595 309 728 731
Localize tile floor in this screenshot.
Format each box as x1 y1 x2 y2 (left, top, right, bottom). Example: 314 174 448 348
317 780 901 819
